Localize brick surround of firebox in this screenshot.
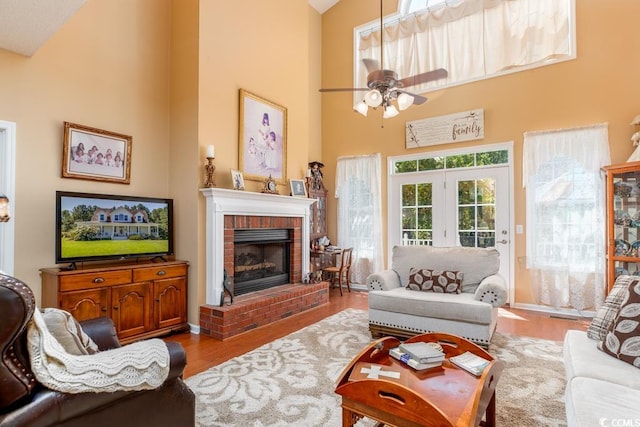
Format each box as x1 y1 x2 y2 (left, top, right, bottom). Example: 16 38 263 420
199 212 327 340
224 215 303 285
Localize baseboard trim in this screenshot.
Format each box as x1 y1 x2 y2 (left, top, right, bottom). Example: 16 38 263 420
509 302 594 319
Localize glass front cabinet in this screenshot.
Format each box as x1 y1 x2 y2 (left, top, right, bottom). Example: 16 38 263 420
603 161 640 292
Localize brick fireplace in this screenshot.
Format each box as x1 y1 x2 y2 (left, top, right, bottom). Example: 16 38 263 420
200 188 328 339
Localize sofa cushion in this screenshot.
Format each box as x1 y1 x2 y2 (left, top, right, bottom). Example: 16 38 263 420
407 268 462 293
391 245 499 290
41 308 98 356
368 287 494 324
565 377 640 427
563 330 640 390
587 275 637 340
599 280 640 368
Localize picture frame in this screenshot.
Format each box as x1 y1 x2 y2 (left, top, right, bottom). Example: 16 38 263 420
239 89 287 184
231 169 245 190
62 122 132 184
290 179 307 197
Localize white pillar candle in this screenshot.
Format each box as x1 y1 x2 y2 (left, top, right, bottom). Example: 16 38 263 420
206 145 215 158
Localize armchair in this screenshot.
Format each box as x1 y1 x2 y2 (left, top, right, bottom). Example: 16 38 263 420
0 274 195 427
366 245 508 347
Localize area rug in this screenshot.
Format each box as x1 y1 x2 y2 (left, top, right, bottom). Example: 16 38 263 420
185 308 566 426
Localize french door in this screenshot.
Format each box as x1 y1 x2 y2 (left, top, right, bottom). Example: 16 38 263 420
389 166 512 298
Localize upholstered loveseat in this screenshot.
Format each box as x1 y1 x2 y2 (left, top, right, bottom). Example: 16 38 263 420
0 274 195 427
366 245 508 347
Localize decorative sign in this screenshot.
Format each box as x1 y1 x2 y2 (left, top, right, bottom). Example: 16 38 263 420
405 109 484 149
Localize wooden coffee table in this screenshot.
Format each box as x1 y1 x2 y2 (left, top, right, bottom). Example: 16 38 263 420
335 333 504 427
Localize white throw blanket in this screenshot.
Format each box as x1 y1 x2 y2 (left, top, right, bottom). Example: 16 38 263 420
27 309 170 393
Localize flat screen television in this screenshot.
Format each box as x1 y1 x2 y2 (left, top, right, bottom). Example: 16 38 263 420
55 191 174 268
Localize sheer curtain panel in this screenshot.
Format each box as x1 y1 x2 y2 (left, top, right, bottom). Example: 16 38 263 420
523 124 610 311
357 0 573 95
335 154 384 285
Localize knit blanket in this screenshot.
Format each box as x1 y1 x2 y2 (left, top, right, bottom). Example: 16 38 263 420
27 309 170 393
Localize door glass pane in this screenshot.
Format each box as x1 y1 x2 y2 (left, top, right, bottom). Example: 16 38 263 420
401 182 433 245
457 178 497 248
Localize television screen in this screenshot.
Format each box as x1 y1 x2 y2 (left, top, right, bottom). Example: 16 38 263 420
55 191 174 266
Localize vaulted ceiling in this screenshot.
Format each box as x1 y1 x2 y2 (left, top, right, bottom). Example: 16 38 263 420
0 0 341 57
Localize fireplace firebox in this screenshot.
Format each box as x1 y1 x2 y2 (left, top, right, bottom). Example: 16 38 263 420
233 228 291 296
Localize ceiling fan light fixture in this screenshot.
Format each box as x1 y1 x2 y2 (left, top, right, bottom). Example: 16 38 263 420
383 104 399 119
353 101 368 116
397 92 415 111
364 89 383 107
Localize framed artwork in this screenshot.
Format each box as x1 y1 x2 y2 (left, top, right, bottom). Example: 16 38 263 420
290 179 307 197
62 122 132 184
239 89 287 184
231 169 245 190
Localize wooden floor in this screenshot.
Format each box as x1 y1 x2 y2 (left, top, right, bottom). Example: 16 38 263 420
167 288 591 378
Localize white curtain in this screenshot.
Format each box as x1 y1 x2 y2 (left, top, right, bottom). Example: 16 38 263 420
357 0 572 94
335 154 384 285
523 124 610 311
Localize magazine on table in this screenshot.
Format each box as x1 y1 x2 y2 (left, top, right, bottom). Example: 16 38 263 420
449 351 490 376
390 347 443 371
398 342 445 364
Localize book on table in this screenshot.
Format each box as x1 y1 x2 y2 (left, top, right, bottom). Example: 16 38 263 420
389 347 443 371
398 342 445 364
449 351 490 376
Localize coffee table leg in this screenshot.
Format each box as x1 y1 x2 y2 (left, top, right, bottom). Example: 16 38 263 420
484 392 497 427
342 407 355 427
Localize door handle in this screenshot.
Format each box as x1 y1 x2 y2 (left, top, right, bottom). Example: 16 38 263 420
497 239 508 244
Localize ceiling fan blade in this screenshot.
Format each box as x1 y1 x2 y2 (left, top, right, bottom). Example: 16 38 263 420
399 68 448 88
362 58 380 74
319 87 369 92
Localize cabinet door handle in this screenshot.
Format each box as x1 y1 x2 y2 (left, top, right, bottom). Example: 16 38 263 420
93 277 105 283
113 305 119 310
157 270 166 276
101 306 107 312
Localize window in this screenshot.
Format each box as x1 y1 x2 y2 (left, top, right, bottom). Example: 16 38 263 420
393 148 508 174
335 154 384 284
355 0 575 98
523 124 610 310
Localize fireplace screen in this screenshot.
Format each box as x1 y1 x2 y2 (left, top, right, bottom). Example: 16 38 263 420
233 229 291 296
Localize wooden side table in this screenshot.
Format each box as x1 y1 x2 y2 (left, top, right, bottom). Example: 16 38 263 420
334 333 504 427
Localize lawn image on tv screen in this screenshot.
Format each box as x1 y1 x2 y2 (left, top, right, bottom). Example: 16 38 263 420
59 194 171 261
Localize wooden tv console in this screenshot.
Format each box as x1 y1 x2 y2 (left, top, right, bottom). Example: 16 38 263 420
40 260 189 344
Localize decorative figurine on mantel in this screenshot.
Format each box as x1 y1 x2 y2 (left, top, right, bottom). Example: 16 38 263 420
308 161 325 191
628 114 640 162
261 174 278 194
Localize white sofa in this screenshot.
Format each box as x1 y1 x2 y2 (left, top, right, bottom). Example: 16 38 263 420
563 330 640 426
366 245 508 347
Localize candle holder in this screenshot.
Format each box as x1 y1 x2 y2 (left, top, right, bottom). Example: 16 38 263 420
204 156 216 188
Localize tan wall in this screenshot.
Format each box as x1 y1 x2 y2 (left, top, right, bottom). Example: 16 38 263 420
0 0 172 303
0 0 322 327
320 0 640 306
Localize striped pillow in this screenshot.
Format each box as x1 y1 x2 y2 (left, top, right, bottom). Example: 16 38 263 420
587 275 638 340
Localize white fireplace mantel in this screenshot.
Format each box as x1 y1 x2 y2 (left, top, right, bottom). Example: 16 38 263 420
200 188 316 306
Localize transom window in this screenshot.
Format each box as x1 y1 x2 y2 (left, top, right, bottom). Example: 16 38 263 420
393 149 508 174
355 0 575 99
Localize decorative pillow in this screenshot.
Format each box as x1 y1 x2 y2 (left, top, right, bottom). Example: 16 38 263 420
598 280 640 368
587 275 638 340
41 308 98 356
407 268 463 293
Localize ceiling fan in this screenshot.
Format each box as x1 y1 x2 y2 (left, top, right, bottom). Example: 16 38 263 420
319 0 448 118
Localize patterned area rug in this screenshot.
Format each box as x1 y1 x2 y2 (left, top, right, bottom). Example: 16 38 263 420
185 308 566 426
